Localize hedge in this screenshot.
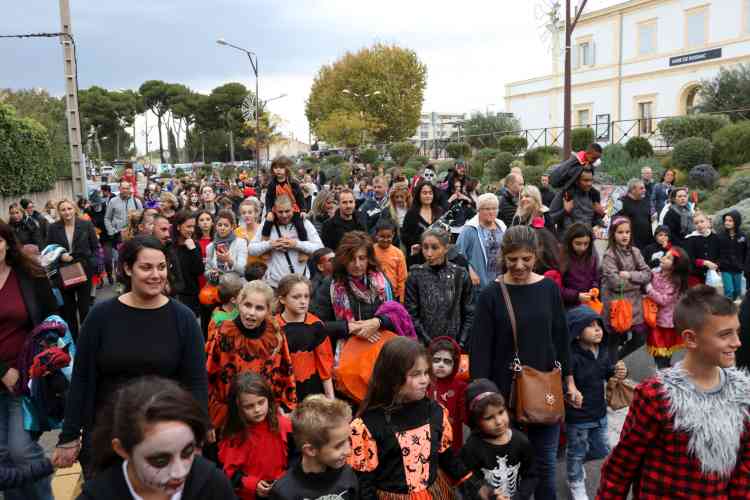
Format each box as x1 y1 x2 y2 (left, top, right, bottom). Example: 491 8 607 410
0 103 56 197
658 114 730 146
523 146 561 166
571 127 595 152
712 121 750 168
498 135 528 155
445 142 471 159
486 152 515 182
625 136 654 159
672 137 713 170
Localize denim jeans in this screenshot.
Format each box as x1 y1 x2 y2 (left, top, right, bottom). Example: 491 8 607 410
566 416 610 483
722 272 743 300
525 423 560 500
0 393 53 499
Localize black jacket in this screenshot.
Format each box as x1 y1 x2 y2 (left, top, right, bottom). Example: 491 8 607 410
265 179 307 214
10 217 43 248
0 458 53 491
738 296 750 370
565 306 614 424
717 211 747 273
663 207 690 248
46 219 99 277
170 243 205 297
321 212 366 251
616 195 653 252
497 188 518 228
358 197 388 232
685 232 721 281
270 460 359 500
77 456 236 500
540 186 556 208
405 261 474 348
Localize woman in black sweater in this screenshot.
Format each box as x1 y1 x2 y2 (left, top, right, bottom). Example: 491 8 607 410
401 180 443 267
53 236 208 477
169 211 205 315
46 199 99 340
470 225 579 500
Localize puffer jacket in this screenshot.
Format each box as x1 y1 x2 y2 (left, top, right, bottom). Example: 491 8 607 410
601 246 652 328
405 261 474 348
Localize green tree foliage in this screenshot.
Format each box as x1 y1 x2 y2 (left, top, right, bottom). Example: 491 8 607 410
498 135 528 155
658 114 730 146
672 137 713 170
711 121 750 168
139 80 176 163
724 175 750 206
571 127 595 152
460 113 520 149
0 88 70 179
243 112 285 160
306 43 427 143
697 64 750 119
523 146 561 166
625 136 654 159
359 148 380 165
388 141 417 165
315 110 371 149
446 142 471 159
486 152 515 182
0 103 56 196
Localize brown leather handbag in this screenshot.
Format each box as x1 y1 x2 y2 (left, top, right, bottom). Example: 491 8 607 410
499 277 565 425
59 262 87 289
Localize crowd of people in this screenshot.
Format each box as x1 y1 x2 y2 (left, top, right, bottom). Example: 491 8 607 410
0 149 749 500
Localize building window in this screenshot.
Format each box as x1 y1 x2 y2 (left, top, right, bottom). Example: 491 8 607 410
685 7 708 48
580 41 594 66
638 101 654 134
420 131 428 139
576 108 591 126
745 0 750 33
638 20 657 55
572 38 595 68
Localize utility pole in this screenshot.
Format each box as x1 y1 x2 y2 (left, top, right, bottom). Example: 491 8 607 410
59 0 86 198
563 0 588 158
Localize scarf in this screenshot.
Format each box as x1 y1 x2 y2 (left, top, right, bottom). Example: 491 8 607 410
330 271 388 322
671 203 694 236
213 230 237 248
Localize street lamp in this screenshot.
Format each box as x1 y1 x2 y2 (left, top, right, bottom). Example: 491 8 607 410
217 38 260 173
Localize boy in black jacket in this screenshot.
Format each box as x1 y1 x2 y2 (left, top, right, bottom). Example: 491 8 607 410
565 306 626 500
271 395 359 500
718 210 747 301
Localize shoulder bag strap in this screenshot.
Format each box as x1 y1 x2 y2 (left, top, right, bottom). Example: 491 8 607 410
274 223 296 274
497 276 519 357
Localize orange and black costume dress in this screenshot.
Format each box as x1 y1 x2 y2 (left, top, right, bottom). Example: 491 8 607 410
206 317 297 430
349 398 480 500
275 312 334 402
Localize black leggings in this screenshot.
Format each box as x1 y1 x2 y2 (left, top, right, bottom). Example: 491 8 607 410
61 282 92 341
607 323 648 362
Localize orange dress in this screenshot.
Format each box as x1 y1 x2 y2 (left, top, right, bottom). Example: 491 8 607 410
206 317 297 430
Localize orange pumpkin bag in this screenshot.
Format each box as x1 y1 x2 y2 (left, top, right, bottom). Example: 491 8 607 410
456 354 470 382
642 296 659 328
610 285 633 334
586 288 604 314
199 284 220 305
335 331 397 403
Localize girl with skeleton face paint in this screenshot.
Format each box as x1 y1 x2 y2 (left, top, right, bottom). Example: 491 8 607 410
81 377 235 500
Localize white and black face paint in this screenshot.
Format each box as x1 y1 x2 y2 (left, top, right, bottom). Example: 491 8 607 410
422 169 436 182
128 421 196 495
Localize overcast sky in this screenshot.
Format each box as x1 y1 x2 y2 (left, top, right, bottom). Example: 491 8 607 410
1 0 622 153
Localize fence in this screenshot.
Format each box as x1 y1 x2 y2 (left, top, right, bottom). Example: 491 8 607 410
382 108 750 159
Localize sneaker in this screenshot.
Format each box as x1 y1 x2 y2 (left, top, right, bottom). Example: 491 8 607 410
568 480 589 500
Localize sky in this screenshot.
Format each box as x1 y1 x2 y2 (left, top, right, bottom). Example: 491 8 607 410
0 0 622 155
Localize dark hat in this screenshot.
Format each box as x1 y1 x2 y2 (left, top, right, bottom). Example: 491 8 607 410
653 224 670 237
466 378 500 412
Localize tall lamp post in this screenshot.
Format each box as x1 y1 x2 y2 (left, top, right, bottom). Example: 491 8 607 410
217 38 260 173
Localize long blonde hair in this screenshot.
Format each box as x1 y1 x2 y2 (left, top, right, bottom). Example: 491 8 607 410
514 185 543 224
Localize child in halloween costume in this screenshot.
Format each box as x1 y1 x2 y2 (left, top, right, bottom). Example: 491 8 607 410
427 336 467 455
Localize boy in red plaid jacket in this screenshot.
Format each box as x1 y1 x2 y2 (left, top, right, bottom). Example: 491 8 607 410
597 285 750 499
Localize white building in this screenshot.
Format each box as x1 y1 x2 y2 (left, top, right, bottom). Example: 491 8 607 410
505 0 750 147
411 112 467 142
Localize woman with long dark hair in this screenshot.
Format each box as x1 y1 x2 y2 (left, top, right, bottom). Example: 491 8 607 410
53 236 208 476
80 376 233 499
402 180 443 266
169 211 205 315
0 222 57 499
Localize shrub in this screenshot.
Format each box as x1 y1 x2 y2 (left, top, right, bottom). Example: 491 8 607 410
602 144 632 170
401 166 417 179
359 148 379 165
625 136 654 159
325 154 347 165
435 160 454 173
413 155 430 166
486 152 515 182
388 142 417 165
0 103 56 196
523 145 561 166
521 164 548 187
475 148 499 165
672 137 713 170
469 158 485 179
571 127 595 152
445 142 471 160
688 164 720 189
403 159 424 175
712 121 750 167
498 135 528 155
719 165 735 177
174 167 186 178
725 174 750 206
658 114 730 146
